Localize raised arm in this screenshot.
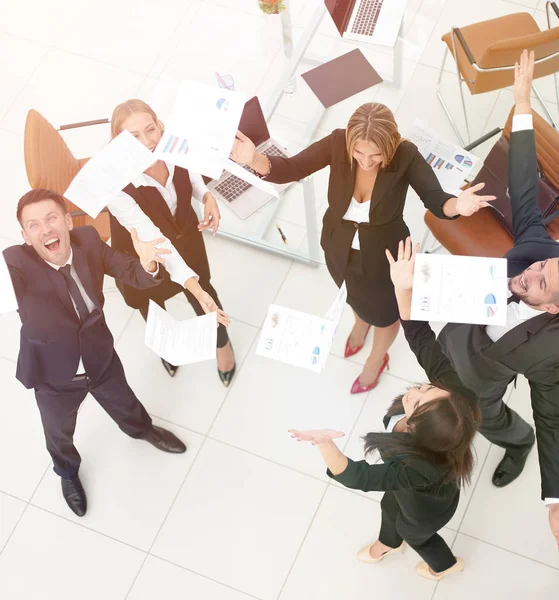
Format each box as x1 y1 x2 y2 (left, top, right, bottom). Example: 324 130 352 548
386 238 477 399
230 130 333 185
508 49 551 243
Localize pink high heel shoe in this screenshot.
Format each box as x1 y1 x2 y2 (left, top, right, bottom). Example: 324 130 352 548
344 325 371 358
350 354 390 394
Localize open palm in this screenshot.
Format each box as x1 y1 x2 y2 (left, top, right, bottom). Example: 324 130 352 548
386 237 418 290
288 429 345 445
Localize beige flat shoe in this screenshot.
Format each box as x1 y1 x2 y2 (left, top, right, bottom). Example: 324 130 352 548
357 541 406 564
416 557 465 580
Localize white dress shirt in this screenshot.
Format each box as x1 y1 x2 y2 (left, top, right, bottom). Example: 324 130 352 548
486 112 558 506
343 197 371 250
108 163 209 287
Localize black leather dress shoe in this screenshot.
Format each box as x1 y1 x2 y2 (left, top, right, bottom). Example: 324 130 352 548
142 426 186 453
161 358 178 377
218 362 236 388
61 475 87 517
492 449 532 487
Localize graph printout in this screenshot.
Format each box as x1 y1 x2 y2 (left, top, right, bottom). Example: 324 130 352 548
406 120 478 195
411 254 508 325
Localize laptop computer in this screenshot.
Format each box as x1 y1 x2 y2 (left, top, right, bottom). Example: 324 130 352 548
325 0 407 47
208 96 293 220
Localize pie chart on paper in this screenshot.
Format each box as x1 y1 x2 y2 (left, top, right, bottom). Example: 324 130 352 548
484 293 497 318
216 97 230 112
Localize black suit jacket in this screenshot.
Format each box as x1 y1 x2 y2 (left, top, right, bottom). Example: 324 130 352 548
438 127 559 499
3 226 163 389
266 129 455 284
109 166 210 309
327 319 473 532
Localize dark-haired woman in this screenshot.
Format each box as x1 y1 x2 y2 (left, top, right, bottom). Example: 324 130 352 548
289 238 480 581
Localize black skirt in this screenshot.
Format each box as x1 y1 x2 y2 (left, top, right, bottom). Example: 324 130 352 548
327 249 399 327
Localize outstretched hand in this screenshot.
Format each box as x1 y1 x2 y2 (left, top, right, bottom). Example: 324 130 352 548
229 130 256 166
130 228 171 272
288 429 345 445
455 182 496 216
514 49 535 112
386 237 419 290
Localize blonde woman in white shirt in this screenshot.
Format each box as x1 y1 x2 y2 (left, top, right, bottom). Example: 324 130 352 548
107 99 236 386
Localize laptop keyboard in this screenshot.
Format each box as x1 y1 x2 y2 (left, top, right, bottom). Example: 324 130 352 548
351 0 383 36
215 144 287 203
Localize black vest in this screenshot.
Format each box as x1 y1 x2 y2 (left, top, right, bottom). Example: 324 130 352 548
110 166 210 309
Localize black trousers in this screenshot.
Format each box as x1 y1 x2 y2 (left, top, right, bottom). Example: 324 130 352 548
34 352 152 480
138 279 229 350
378 492 456 573
478 384 535 458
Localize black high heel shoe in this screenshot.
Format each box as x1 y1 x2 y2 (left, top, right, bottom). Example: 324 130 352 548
217 342 236 387
161 358 178 377
218 362 236 387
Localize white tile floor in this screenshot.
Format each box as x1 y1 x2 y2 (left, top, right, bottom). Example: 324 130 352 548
0 0 558 598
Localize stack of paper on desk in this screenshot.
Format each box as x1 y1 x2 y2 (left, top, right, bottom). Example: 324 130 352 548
0 254 18 315
256 283 347 373
154 80 247 180
144 301 217 365
64 130 155 219
411 254 508 325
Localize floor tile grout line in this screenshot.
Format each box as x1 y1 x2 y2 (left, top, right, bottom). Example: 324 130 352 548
0 462 51 558
134 554 266 600
275 483 331 600
458 530 559 572
0 44 51 126
123 436 209 599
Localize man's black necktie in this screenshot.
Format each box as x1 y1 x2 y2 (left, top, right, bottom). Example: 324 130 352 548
59 264 90 322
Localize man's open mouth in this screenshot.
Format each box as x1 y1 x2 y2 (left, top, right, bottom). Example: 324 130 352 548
44 236 61 252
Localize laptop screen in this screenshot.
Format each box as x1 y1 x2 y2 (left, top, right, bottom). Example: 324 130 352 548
238 96 270 148
324 0 354 36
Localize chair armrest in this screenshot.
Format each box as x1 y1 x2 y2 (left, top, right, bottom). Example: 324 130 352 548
464 127 502 151
452 27 476 65
59 119 109 131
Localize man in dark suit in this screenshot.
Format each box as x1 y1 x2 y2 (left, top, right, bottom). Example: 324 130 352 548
436 51 559 546
3 188 187 517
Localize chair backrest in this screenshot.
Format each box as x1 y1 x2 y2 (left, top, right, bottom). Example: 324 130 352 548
480 26 559 75
23 109 110 240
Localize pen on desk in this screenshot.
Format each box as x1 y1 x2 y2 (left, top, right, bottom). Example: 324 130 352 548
276 224 288 245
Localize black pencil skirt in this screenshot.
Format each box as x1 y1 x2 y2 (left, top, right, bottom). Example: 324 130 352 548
327 249 399 328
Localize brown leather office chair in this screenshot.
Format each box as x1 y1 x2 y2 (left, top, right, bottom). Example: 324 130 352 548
424 106 559 257
438 2 559 145
23 109 111 241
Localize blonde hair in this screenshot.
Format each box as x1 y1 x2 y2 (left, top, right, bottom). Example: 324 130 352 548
110 99 164 139
346 103 402 167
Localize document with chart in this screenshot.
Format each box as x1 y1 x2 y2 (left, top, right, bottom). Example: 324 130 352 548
406 120 478 196
257 283 347 373
0 254 18 315
154 80 247 179
411 254 508 325
64 130 155 218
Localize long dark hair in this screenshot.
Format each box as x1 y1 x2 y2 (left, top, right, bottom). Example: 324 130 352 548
362 384 481 488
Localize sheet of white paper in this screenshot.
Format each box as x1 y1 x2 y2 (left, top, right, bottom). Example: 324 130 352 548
406 120 478 196
257 285 347 373
411 254 508 325
224 159 279 198
324 281 347 326
0 254 18 315
144 301 217 365
64 130 155 219
154 80 247 179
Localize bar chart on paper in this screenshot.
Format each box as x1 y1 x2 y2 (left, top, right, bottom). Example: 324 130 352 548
162 135 189 156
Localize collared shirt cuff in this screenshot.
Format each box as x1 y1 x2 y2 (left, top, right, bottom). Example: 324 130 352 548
169 264 198 287
386 415 405 432
544 498 559 505
512 114 533 132
145 263 159 277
